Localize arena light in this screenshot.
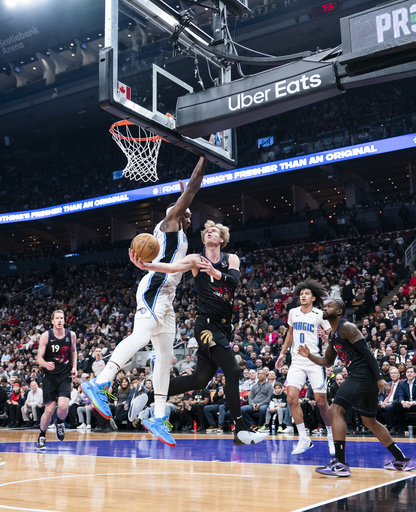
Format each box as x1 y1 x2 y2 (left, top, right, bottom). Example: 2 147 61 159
4 0 49 7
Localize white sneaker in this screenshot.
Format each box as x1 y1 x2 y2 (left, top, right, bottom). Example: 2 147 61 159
284 426 294 434
77 423 86 430
48 424 56 431
110 418 118 431
233 430 268 446
86 424 91 430
328 433 335 457
291 437 314 455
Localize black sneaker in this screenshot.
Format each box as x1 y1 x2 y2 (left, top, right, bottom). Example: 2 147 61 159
37 435 46 450
56 422 65 442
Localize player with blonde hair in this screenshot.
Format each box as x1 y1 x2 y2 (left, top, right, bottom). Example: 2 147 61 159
133 221 268 446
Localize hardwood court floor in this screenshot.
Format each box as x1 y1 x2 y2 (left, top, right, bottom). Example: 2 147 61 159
0 429 415 512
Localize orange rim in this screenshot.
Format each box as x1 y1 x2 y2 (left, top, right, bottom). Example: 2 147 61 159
110 120 163 142
110 114 174 143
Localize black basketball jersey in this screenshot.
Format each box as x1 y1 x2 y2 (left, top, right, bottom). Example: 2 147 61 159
329 319 368 375
44 329 73 376
195 251 235 322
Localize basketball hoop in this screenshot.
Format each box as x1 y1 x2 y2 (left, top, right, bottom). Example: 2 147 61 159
110 120 163 182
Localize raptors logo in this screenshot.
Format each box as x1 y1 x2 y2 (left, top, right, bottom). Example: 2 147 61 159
200 330 213 345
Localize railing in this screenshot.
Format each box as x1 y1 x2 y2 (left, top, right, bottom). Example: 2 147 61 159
8 284 49 308
405 239 416 270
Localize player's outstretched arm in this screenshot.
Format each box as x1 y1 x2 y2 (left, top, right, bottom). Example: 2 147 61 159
300 343 337 368
130 250 199 275
163 136 215 228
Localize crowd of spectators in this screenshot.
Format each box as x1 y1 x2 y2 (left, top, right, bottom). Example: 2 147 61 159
1 79 415 216
1 228 415 434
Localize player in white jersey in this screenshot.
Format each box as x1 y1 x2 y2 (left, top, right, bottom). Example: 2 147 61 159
81 152 209 446
276 278 335 456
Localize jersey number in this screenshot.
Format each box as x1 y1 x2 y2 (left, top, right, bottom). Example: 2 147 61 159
300 333 305 344
51 344 60 353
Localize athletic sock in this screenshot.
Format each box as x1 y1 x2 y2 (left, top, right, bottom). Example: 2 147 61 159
234 416 246 433
296 423 308 439
39 430 46 437
154 394 167 418
334 440 346 463
96 360 120 385
326 425 333 436
387 442 406 461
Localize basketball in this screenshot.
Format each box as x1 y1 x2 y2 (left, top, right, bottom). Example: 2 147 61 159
130 233 160 262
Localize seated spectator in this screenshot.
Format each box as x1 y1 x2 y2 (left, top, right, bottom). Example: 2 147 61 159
396 366 416 433
398 362 407 379
377 366 403 435
259 382 287 433
204 376 227 432
126 375 149 428
240 369 273 430
299 383 326 434
0 376 9 426
380 362 392 382
7 381 23 427
232 343 244 365
179 354 195 374
398 345 410 365
265 325 277 345
21 380 43 427
181 387 211 432
113 377 132 428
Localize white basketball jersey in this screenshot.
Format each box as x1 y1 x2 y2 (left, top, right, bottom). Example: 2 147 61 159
288 306 330 364
136 221 188 310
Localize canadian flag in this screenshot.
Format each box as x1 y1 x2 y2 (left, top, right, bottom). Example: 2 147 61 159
117 81 131 101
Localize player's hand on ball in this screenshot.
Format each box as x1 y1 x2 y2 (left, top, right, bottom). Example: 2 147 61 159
129 248 147 269
298 345 310 358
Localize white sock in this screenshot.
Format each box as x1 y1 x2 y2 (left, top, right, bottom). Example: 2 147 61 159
154 395 168 418
297 423 308 439
96 361 120 385
326 425 333 438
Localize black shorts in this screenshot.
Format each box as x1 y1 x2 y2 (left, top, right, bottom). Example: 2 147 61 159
42 372 72 404
333 372 378 417
194 315 231 357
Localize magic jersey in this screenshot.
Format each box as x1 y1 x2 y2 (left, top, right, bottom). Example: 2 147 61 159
288 306 330 364
136 221 188 313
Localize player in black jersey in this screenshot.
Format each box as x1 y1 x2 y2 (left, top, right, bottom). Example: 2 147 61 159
36 309 77 450
299 299 413 476
133 220 268 446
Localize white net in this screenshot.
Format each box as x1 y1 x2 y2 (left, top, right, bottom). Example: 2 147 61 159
110 121 162 182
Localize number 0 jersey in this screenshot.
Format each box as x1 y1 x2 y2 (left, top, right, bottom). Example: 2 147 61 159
288 306 330 365
44 329 73 376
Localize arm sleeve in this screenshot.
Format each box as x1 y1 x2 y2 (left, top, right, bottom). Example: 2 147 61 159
219 268 241 288
353 339 383 381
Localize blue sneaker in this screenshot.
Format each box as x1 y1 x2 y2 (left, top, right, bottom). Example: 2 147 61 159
81 377 113 420
143 414 176 447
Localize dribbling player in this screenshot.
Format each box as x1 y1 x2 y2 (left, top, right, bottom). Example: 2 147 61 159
81 154 209 447
276 278 335 456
